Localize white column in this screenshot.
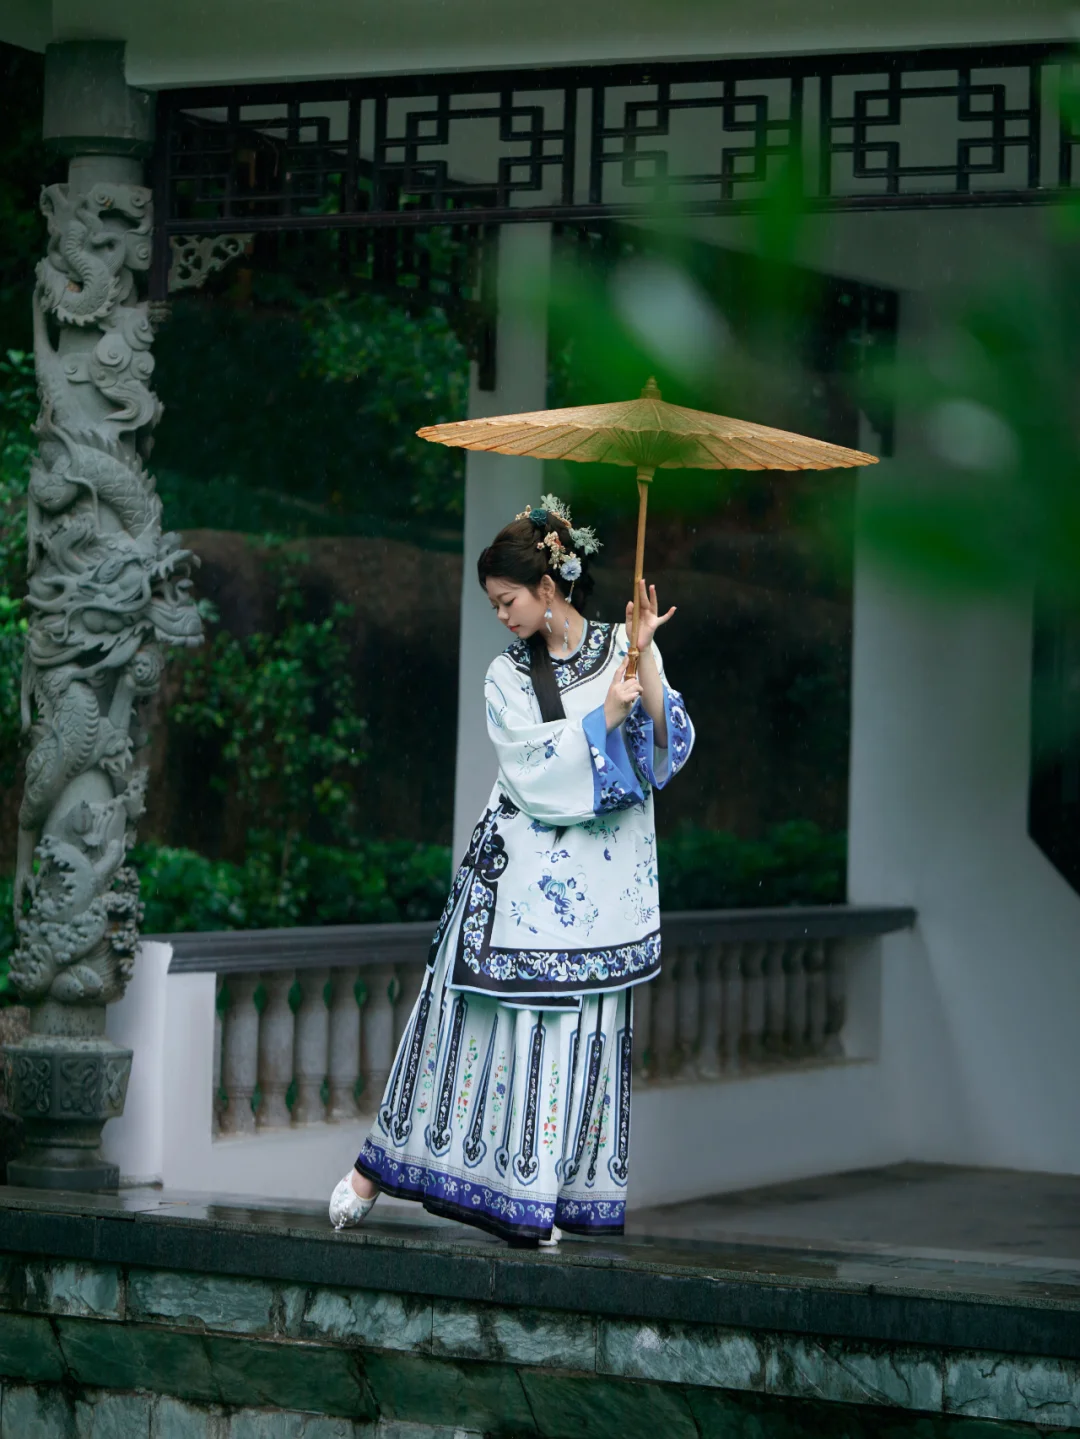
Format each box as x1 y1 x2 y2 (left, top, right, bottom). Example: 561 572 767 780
452 223 552 862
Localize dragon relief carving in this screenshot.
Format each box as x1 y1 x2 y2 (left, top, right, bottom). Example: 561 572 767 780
9 179 203 1007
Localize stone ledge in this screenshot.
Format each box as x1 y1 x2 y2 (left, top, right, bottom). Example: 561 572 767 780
0 1386 482 1438
163 906 916 974
0 1364 1078 1438
1 1188 1078 1362
2 1250 1080 1432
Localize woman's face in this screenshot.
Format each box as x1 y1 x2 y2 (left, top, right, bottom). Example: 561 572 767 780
485 576 552 639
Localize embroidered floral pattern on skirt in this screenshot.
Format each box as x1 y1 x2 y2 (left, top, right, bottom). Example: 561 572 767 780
356 941 633 1241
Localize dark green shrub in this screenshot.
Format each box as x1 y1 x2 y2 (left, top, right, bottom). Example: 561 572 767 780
134 838 454 934
658 821 846 910
132 845 250 935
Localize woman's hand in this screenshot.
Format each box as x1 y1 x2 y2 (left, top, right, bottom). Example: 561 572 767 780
625 580 676 652
604 660 643 732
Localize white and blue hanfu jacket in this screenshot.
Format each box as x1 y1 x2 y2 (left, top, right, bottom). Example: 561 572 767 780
429 620 694 1008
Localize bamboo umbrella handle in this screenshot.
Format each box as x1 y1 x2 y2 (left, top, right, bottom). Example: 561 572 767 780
626 466 654 679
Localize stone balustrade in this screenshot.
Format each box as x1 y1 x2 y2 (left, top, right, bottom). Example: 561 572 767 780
166 907 913 1137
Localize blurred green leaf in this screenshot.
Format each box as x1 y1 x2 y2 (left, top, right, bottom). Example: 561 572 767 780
848 226 1080 603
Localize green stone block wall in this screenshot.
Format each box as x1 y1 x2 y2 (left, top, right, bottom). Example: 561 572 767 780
0 1255 1078 1438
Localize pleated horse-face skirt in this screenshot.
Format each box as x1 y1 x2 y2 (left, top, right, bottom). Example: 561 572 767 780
355 942 634 1242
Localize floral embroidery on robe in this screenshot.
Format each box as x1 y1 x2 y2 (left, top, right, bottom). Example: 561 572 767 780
436 621 694 1005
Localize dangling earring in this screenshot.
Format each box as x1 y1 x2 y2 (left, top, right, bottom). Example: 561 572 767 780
563 613 570 653
544 606 553 634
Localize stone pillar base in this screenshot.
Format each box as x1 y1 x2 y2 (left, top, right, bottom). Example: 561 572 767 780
7 1150 120 1192
1 1036 132 1191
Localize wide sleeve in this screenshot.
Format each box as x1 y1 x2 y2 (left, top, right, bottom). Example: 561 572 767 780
623 638 695 789
485 655 643 826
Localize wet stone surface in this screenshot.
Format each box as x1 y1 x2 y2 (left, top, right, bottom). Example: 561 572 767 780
1 1181 1079 1435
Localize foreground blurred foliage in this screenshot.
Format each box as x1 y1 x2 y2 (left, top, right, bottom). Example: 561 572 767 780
538 167 1080 613
542 194 887 529
854 208 1080 602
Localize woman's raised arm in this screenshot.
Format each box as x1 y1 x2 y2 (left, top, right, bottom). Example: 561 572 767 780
485 656 644 826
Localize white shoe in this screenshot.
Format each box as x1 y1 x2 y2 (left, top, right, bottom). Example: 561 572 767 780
539 1224 563 1248
329 1173 379 1230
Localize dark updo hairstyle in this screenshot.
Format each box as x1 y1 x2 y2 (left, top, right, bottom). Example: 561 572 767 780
477 510 597 723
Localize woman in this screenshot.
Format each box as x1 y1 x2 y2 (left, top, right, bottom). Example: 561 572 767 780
329 495 693 1246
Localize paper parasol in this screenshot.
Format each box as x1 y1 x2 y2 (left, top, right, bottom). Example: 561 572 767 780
418 378 878 675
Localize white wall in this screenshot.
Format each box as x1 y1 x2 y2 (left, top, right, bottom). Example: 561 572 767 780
845 216 1080 1175
103 941 170 1186
105 955 391 1202
851 578 1080 1175
633 1063 898 1206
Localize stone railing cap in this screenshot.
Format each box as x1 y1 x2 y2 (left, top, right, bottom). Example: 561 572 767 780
162 905 915 974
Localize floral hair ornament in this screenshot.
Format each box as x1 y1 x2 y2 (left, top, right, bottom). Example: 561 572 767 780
513 493 601 585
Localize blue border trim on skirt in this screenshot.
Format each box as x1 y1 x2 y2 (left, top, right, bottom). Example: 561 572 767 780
357 1137 626 1241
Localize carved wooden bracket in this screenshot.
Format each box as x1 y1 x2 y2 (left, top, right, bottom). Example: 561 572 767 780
167 234 253 293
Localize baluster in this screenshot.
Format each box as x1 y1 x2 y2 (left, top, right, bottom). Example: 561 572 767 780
741 943 766 1065
823 942 847 1057
219 973 259 1136
721 943 743 1074
361 963 398 1102
697 943 723 1079
784 941 809 1059
763 942 787 1058
805 941 828 1056
213 974 226 1135
327 969 366 1119
292 967 330 1125
674 944 701 1080
394 960 424 1048
256 969 295 1129
633 978 653 1080
651 958 678 1079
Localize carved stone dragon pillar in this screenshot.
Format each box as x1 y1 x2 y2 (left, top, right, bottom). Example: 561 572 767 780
2 41 202 1189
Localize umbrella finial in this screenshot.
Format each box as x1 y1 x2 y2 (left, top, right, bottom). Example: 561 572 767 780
640 376 662 400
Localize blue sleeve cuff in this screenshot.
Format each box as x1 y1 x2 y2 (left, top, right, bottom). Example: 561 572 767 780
625 686 693 789
582 704 644 813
